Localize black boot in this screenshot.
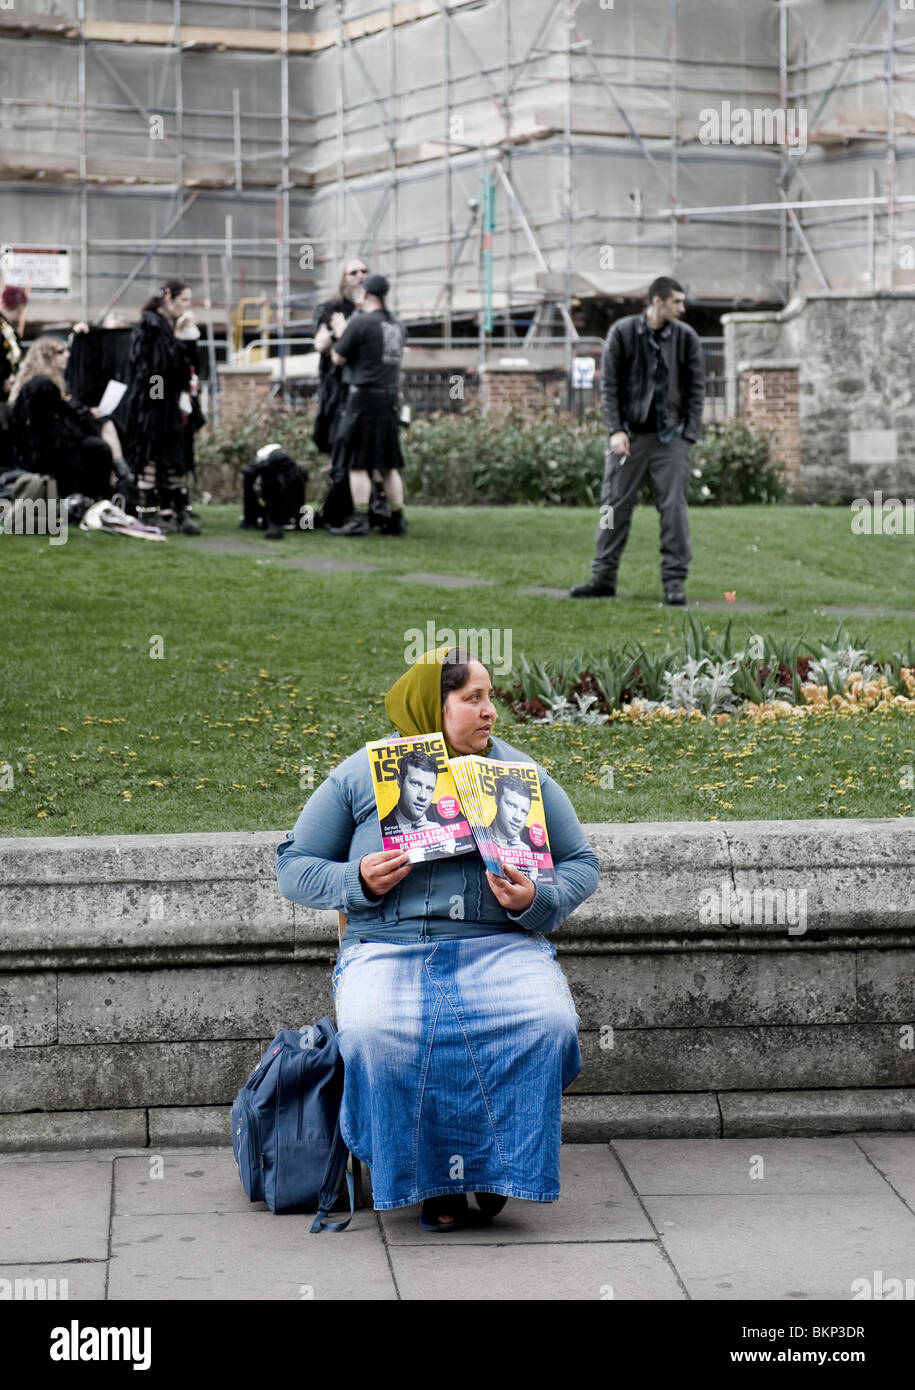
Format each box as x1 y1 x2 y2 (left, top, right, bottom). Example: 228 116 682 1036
328 512 370 536
381 509 407 536
136 488 165 533
168 486 201 536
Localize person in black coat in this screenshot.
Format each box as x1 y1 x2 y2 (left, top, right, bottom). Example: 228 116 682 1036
122 279 204 535
238 444 308 540
312 258 371 528
7 336 115 501
328 273 407 537
570 275 705 605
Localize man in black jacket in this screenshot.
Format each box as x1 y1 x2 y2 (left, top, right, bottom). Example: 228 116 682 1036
570 276 704 605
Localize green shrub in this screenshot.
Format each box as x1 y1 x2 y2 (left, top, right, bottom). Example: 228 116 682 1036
193 405 791 507
686 418 791 505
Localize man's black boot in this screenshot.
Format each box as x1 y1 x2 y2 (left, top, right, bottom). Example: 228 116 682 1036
328 512 371 536
664 581 687 606
382 509 407 536
570 579 616 598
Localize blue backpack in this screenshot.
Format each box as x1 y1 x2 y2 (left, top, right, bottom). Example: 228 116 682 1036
231 1016 355 1231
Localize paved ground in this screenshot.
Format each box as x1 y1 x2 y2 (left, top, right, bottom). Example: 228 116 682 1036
2 1134 913 1301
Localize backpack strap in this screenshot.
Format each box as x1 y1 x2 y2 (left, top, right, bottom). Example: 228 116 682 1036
310 1117 355 1233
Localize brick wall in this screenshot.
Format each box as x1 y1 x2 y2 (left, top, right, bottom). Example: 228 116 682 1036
479 365 566 413
739 363 800 485
217 369 277 426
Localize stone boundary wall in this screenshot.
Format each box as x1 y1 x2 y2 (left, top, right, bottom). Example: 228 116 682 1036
723 292 915 502
1 821 913 1149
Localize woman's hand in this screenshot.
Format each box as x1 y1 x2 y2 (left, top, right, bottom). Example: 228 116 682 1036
359 849 412 897
486 863 536 913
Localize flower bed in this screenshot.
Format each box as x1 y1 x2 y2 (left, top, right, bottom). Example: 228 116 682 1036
499 618 915 727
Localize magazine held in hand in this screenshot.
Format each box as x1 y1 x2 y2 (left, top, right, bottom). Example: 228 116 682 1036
448 755 557 885
366 733 475 863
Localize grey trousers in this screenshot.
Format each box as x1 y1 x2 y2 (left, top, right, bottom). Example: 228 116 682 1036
591 431 692 587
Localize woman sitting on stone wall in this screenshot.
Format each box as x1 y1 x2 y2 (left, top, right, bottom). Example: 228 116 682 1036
275 646 599 1231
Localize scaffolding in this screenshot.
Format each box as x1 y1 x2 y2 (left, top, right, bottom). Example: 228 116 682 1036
1 0 914 342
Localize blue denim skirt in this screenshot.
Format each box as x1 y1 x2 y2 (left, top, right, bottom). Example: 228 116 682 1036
331 932 582 1210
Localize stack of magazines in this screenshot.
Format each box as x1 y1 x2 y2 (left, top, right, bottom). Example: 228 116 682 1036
365 734 557 882
449 755 557 885
365 733 475 863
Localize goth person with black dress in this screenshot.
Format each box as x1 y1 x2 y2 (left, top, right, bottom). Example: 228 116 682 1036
327 274 407 537
122 278 204 535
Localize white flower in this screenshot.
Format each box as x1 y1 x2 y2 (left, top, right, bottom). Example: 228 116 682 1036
700 485 711 499
692 468 702 478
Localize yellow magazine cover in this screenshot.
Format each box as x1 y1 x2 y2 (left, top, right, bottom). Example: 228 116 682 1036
365 732 475 863
449 756 557 885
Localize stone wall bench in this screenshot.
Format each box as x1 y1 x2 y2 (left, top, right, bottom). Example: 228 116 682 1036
1 820 913 1150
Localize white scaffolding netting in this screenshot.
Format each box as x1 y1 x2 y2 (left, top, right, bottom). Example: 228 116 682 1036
1 0 913 321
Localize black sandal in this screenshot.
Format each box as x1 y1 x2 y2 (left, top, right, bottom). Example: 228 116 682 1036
419 1194 469 1232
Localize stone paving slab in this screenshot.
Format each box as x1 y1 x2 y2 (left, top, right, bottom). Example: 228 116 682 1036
275 554 382 573
613 1137 893 1195
854 1133 915 1208
643 1191 915 1300
194 538 380 572
395 571 496 588
0 1159 112 1262
114 1148 255 1217
820 604 915 620
5 1140 915 1301
388 1239 684 1301
379 1144 653 1246
108 1212 395 1301
513 590 915 620
192 540 915 619
0 1262 107 1300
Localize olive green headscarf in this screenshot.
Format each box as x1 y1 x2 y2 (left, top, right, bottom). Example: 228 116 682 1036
384 645 493 759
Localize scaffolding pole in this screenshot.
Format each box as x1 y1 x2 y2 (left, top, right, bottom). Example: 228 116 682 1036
276 0 290 403
334 0 346 287
201 252 219 428
442 1 452 342
564 0 575 401
77 0 88 322
885 0 897 289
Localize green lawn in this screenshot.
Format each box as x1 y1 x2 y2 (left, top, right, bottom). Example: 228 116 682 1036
2 502 914 836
